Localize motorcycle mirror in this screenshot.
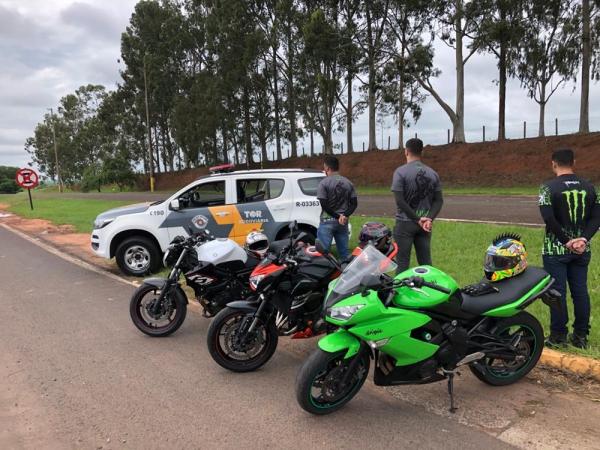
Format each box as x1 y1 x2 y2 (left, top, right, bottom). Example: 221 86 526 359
289 220 297 231
315 239 328 255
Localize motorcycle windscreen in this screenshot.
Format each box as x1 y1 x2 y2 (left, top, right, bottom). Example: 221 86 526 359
325 245 396 308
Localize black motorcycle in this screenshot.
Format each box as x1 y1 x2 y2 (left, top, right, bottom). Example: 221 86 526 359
206 224 344 372
129 230 262 337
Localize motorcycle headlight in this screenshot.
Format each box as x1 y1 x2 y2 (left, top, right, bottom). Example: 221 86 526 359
93 218 114 229
249 274 265 291
162 250 171 267
328 304 365 321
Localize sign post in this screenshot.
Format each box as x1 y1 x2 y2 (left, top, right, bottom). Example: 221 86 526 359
15 168 39 210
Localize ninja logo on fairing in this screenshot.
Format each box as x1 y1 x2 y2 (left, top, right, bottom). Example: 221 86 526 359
563 190 587 222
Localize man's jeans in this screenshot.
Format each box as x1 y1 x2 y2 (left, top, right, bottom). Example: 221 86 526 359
543 252 591 336
393 220 432 273
317 219 350 260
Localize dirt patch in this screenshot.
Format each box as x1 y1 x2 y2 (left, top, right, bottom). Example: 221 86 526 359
148 132 600 191
0 202 9 209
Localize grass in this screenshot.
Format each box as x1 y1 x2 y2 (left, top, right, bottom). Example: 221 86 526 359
0 192 130 233
0 192 596 358
357 185 539 196
349 216 600 360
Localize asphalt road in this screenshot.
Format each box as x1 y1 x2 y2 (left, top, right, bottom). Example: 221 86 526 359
0 226 513 450
60 192 543 225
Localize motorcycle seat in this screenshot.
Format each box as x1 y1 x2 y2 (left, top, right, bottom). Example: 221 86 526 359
460 267 549 315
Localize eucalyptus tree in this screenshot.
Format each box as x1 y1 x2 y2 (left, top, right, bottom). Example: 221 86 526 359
516 0 580 137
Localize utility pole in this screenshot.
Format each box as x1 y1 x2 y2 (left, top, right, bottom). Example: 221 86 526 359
143 55 155 192
48 108 62 193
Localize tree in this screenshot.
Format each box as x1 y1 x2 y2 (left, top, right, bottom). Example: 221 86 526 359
0 166 21 194
356 0 391 150
300 7 344 154
516 0 579 137
576 0 600 133
385 0 432 148
409 0 478 143
468 0 526 140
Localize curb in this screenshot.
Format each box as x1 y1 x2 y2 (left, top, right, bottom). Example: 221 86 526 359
539 348 600 382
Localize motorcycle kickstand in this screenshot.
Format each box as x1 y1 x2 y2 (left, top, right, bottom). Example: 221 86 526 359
444 370 460 413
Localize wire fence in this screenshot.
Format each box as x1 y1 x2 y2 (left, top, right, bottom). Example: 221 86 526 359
252 115 599 163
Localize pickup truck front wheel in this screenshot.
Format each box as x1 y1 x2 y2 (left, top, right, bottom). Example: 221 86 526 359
115 236 161 277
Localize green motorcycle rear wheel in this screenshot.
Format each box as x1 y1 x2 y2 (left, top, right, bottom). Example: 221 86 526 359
296 349 370 415
469 311 544 386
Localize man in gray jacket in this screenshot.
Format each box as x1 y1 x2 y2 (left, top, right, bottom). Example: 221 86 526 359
391 138 443 273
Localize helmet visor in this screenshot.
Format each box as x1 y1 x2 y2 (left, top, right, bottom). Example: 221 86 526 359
484 253 519 272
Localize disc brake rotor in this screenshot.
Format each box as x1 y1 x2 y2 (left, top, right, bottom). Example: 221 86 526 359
221 316 266 360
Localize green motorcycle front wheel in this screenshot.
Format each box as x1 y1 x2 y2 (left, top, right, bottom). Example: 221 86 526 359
296 349 370 415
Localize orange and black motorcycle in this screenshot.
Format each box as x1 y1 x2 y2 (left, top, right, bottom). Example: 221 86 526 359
206 221 398 372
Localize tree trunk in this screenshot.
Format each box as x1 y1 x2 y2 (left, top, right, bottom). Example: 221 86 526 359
243 87 254 165
367 66 378 150
498 41 507 141
287 29 298 158
579 0 590 133
310 129 314 156
538 83 546 137
453 0 466 143
346 75 354 153
222 129 229 164
273 45 282 160
398 77 404 150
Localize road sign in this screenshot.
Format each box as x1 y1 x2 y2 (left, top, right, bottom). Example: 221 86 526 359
15 168 39 210
16 168 39 189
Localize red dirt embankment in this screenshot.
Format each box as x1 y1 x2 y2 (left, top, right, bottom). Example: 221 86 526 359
151 133 600 191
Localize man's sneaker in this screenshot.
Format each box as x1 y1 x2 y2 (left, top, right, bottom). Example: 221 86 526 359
569 333 589 349
545 333 567 348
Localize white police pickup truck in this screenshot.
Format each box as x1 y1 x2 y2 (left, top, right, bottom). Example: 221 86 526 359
91 167 326 276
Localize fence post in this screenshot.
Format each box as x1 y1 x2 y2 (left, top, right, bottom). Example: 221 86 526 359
272 151 275 161
387 136 390 150
523 121 526 139
415 132 418 139
555 118 558 136
447 129 450 144
483 125 486 142
341 142 344 154
362 142 365 152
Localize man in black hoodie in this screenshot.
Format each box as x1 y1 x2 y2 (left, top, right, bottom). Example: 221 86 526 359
316 155 357 260
540 149 600 349
391 138 443 273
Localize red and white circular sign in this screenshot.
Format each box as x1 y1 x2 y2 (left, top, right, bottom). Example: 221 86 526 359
16 168 39 189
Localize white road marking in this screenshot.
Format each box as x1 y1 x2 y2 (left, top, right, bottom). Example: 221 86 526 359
0 223 202 312
0 223 137 287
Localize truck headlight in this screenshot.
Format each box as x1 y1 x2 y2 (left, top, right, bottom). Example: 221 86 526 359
328 304 365 321
93 218 114 229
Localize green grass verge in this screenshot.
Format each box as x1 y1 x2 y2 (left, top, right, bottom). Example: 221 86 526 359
357 186 539 196
350 216 600 359
0 192 130 233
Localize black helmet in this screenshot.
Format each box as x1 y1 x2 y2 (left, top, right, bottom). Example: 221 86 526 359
358 222 392 253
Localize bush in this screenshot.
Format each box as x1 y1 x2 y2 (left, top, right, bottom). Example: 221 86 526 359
0 166 21 193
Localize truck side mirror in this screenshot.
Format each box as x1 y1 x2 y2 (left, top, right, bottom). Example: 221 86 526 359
169 199 181 211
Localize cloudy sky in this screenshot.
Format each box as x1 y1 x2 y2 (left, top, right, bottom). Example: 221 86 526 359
1 0 599 169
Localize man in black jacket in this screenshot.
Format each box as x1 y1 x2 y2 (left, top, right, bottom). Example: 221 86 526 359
391 138 443 273
539 149 600 349
316 155 357 259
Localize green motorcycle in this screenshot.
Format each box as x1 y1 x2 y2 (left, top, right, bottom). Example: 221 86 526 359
295 244 560 415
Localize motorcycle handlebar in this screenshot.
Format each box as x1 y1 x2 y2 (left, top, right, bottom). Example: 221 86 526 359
395 276 452 295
